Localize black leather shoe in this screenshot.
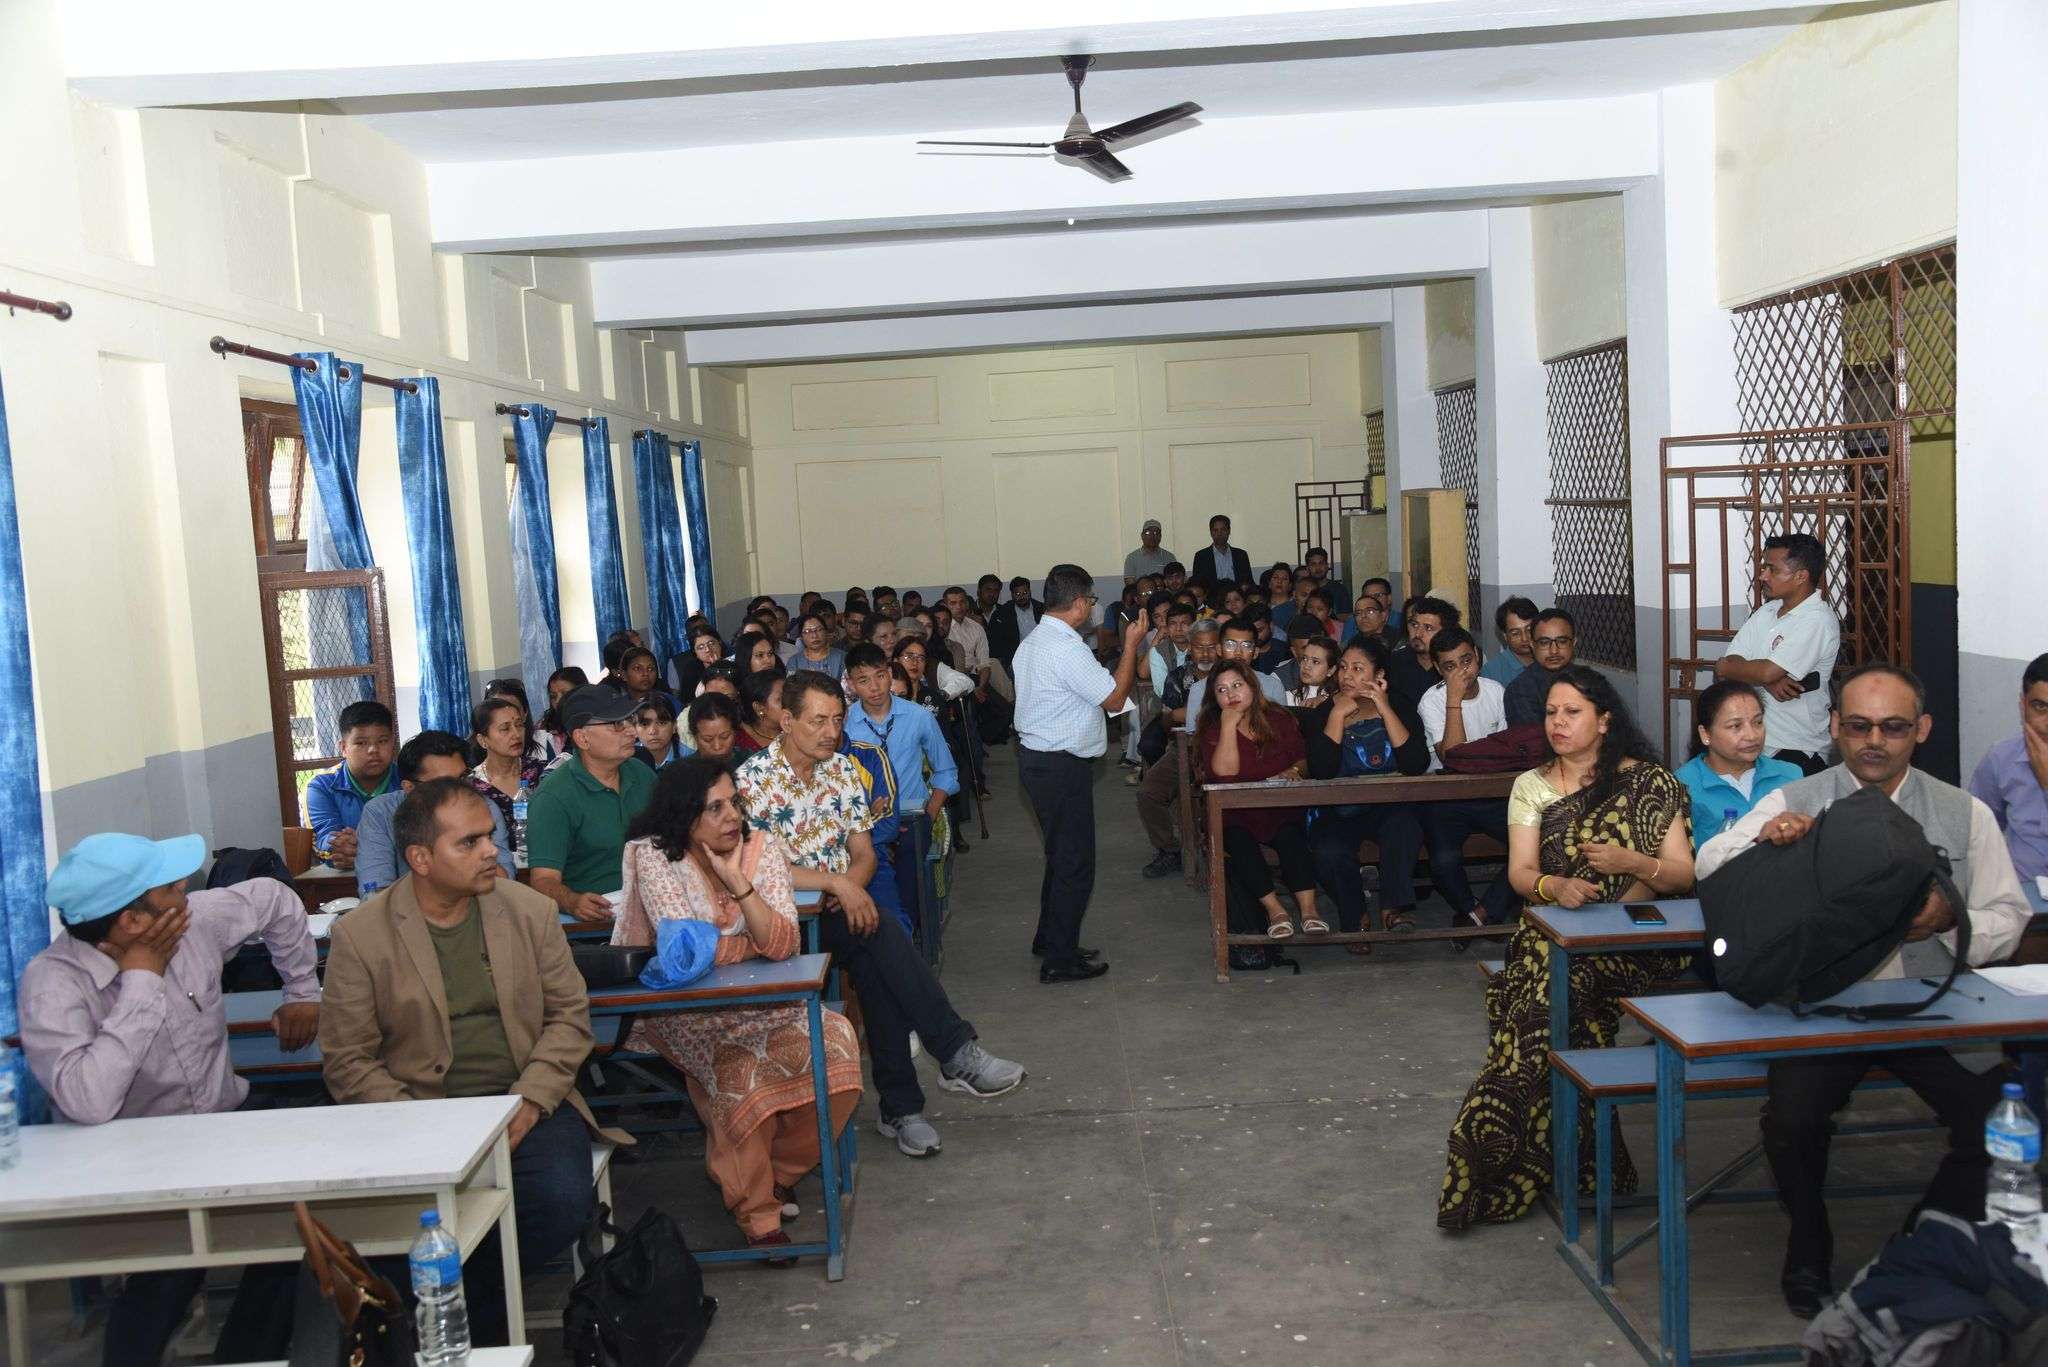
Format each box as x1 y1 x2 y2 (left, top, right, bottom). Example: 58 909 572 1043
1031 943 1100 961
1140 850 1183 880
1781 1265 1833 1318
1040 959 1110 984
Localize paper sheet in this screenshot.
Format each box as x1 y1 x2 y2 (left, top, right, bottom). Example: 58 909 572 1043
1975 965 2048 996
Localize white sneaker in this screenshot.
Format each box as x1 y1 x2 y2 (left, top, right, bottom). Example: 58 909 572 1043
908 1031 922 1059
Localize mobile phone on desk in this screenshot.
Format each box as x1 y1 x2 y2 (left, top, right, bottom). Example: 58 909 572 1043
1625 902 1666 926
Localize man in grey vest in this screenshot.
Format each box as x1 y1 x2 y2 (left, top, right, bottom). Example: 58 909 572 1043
1697 663 2032 1318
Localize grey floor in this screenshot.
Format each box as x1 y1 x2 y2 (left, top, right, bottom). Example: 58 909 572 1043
24 746 1961 1365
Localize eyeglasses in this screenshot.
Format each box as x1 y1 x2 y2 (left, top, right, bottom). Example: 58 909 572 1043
1838 716 1917 739
1534 635 1574 648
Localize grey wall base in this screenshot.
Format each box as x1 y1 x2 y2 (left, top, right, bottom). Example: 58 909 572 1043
44 731 281 860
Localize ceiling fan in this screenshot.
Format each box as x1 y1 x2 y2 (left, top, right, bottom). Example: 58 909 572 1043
916 56 1201 182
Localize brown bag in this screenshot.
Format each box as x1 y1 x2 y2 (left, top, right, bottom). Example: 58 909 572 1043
1441 723 1549 774
287 1200 419 1367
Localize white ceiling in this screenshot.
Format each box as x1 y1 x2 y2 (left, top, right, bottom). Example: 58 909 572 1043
350 16 1815 161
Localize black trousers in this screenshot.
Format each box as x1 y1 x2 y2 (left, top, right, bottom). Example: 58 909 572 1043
1762 1051 2005 1271
818 909 974 1119
1018 747 1096 967
1420 798 1515 924
1308 805 1425 931
1221 823 1315 903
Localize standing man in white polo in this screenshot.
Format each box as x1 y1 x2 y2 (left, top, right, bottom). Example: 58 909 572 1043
1714 532 1841 774
1012 564 1148 983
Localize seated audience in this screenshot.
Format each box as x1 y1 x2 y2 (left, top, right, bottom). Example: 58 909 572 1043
734 629 782 677
539 665 590 749
1270 616 1323 690
1698 664 2029 1315
1363 577 1397 626
863 613 900 657
941 586 993 696
690 691 744 772
482 676 557 762
700 662 742 699
1968 652 2048 882
1133 620 1220 865
1344 589 1401 651
1161 560 1188 593
1305 638 1429 939
1714 531 1841 774
527 684 657 923
634 692 689 771
737 668 787 757
675 625 726 702
1125 518 1174 583
470 696 549 865
611 759 861 1259
359 731 513 894
1673 679 1801 849
321 778 622 1346
1141 597 1194 699
900 590 923 613
1439 667 1694 1231
738 672 1024 1158
1182 618 1287 726
21 832 318 1366
1504 608 1588 727
974 574 1003 622
1389 597 1457 706
845 643 959 923
1287 637 1337 707
613 645 672 710
1481 596 1539 686
1220 584 1249 619
305 699 396 869
1416 626 1515 930
791 611 847 679
1303 546 1350 618
840 606 868 648
1196 661 1320 952
871 585 899 618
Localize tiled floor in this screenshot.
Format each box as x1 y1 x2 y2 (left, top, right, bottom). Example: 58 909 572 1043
18 746 1959 1364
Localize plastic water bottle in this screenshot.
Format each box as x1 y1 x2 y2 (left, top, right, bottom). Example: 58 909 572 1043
1986 1082 2043 1233
0 1050 19 1172
409 1209 470 1365
1720 807 1742 839
510 787 530 871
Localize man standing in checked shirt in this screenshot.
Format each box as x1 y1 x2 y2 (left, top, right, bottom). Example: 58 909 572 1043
1012 563 1149 983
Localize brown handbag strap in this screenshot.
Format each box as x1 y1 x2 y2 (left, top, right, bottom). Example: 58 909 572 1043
292 1200 376 1326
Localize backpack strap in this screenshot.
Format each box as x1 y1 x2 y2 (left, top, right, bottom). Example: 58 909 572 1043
1793 869 1970 1023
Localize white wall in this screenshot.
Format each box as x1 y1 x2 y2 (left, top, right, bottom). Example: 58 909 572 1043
1531 195 1627 361
744 333 1366 594
1424 280 1477 391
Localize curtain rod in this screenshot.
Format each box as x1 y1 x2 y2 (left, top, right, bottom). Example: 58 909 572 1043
1 290 72 322
495 402 591 432
633 429 689 442
209 335 419 394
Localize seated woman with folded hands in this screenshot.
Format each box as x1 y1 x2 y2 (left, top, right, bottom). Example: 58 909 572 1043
1195 660 1321 954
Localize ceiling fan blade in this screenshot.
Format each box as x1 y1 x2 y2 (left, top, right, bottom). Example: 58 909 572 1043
916 139 1053 148
1078 149 1133 182
1094 101 1203 145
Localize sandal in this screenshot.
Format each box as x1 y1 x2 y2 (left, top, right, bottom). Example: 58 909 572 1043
748 1229 798 1268
1299 913 1331 935
1265 910 1296 940
1381 906 1417 934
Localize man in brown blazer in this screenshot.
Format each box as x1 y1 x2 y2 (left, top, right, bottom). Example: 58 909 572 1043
320 777 625 1345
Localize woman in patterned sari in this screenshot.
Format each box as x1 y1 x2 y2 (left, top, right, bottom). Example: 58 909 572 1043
611 756 862 1261
1438 665 1695 1229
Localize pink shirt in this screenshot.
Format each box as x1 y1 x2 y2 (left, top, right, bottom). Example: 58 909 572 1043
19 880 320 1124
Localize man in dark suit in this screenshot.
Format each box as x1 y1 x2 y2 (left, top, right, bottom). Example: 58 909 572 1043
1189 514 1253 590
987 575 1047 670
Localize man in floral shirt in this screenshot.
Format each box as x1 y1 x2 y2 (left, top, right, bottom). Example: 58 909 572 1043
736 671 1025 1158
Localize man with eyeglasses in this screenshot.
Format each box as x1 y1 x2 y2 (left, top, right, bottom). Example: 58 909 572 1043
1697 662 2031 1319
1504 607 1594 727
1715 532 1842 774
526 684 657 923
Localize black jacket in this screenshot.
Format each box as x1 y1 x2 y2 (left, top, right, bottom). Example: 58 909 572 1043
1190 545 1254 589
1386 645 1439 711
987 599 1046 666
1302 694 1431 780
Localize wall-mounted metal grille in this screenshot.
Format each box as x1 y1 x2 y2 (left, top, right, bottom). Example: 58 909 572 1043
258 568 395 825
1295 480 1370 567
1434 382 1481 611
1544 342 1635 670
1365 410 1387 512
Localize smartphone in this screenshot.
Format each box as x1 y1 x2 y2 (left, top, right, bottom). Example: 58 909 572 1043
1797 671 1822 692
1625 903 1666 926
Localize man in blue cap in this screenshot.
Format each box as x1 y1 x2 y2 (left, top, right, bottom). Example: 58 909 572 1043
18 831 320 1365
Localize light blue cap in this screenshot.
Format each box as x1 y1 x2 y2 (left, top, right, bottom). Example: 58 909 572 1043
45 833 206 925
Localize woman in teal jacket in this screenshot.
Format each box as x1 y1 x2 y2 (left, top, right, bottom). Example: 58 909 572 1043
1674 679 1804 850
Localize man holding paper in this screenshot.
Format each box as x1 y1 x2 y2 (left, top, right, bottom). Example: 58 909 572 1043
1011 563 1148 983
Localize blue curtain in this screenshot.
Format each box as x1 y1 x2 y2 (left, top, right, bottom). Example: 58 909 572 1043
293 353 374 748
631 430 689 669
678 438 716 626
0 371 50 1120
393 377 470 735
510 405 563 699
581 417 631 648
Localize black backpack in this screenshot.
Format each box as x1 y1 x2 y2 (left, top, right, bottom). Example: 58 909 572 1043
207 846 297 892
562 1204 716 1367
1698 784 1967 1021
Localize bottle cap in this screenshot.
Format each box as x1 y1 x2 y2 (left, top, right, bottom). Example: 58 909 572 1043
2004 1082 2025 1099
419 1209 441 1227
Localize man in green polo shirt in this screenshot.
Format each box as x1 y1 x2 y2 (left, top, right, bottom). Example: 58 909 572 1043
527 684 656 922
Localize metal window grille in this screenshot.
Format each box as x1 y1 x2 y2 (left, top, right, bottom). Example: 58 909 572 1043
1544 342 1636 669
1434 381 1481 610
258 568 396 824
1295 480 1369 567
1365 410 1387 511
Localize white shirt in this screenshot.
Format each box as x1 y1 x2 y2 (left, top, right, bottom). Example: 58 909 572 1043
948 616 991 675
1696 772 2031 978
1012 614 1118 758
1417 676 1509 772
1724 593 1841 756
1014 603 1039 641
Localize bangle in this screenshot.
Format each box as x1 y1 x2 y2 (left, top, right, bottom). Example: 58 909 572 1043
1535 874 1552 904
1646 857 1662 888
731 884 756 901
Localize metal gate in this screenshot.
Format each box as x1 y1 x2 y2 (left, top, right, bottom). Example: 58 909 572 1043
257 567 396 824
1659 421 1908 754
1294 480 1370 566
1434 381 1482 613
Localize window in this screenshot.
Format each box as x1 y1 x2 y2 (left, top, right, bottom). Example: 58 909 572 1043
1544 342 1635 670
243 399 309 570
1433 381 1481 613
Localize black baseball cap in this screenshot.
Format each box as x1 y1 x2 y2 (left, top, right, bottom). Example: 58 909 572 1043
560 684 640 733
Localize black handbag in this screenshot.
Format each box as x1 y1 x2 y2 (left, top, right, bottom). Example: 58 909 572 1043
563 1204 717 1367
572 944 654 987
286 1201 418 1367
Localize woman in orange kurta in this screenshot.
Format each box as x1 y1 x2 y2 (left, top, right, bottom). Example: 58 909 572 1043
611 757 862 1257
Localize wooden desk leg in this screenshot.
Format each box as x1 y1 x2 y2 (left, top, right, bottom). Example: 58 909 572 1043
489 1137 526 1345
1207 794 1229 983
5 1281 29 1367
1654 1041 1689 1366
808 992 847 1281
